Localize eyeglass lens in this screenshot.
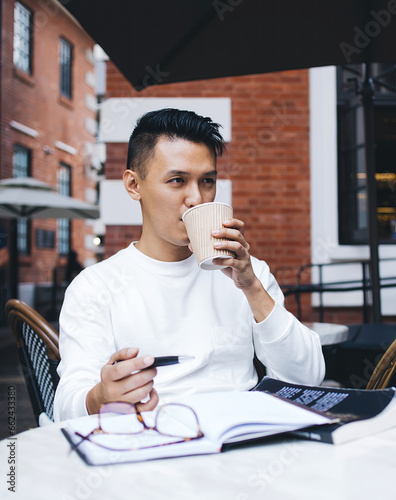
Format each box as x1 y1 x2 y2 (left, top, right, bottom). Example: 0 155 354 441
156 404 200 438
99 402 144 434
99 402 200 439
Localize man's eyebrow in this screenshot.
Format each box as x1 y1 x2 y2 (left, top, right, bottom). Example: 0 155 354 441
166 169 217 176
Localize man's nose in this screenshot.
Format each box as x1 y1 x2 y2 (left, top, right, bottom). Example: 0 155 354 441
185 184 204 208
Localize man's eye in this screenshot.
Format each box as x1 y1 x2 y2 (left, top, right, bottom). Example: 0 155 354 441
203 178 216 185
169 178 183 184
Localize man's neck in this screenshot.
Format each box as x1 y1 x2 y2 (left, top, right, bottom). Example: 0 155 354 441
134 238 192 262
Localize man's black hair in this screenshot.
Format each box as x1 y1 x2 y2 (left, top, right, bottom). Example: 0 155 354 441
126 108 225 178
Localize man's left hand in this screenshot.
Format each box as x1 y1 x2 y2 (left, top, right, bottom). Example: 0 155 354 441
212 218 257 289
212 218 275 322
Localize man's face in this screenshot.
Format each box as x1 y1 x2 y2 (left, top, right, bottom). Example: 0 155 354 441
125 137 217 260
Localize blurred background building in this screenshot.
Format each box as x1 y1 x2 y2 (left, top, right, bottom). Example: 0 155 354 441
1 0 396 326
0 0 105 323
99 61 396 324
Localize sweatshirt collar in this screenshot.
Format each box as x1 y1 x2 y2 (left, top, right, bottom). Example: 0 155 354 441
127 241 198 277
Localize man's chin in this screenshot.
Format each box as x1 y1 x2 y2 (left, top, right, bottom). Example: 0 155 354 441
180 239 191 248
171 235 191 248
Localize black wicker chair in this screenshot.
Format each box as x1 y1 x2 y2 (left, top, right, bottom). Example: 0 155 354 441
5 299 60 425
366 338 396 390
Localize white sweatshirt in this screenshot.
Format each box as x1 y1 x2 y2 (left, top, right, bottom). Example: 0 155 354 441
54 242 325 421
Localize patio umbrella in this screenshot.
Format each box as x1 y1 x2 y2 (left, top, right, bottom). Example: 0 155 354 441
0 177 99 219
63 0 396 322
0 177 100 298
64 0 394 89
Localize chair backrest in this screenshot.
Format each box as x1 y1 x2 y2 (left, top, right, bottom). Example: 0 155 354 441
366 338 396 390
5 299 60 424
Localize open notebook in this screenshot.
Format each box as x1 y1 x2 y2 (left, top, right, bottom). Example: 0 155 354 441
61 390 335 465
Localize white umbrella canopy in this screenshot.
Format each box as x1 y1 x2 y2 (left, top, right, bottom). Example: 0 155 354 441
0 177 100 219
0 177 100 301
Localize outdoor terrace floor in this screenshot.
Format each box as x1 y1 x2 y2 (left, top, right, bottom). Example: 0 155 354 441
0 326 36 440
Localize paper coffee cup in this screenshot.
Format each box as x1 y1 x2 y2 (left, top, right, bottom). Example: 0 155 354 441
182 202 234 270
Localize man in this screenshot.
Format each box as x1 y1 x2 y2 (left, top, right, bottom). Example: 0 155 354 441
54 109 324 422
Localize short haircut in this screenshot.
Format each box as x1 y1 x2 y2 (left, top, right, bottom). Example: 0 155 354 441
126 108 225 178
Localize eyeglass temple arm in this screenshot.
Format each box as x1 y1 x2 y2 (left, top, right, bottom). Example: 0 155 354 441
70 429 100 453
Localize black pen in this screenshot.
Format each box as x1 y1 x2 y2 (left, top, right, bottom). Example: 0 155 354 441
145 355 195 369
112 355 195 368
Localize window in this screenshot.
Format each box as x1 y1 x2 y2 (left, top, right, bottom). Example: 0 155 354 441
13 2 33 74
36 229 55 249
59 38 73 99
338 64 396 244
58 164 71 255
12 145 31 254
13 144 31 178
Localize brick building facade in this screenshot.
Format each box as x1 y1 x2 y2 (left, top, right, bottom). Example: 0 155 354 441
0 0 100 316
102 62 318 320
104 61 311 265
101 61 396 324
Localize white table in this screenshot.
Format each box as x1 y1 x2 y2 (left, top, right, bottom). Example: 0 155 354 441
304 322 349 346
1 419 395 500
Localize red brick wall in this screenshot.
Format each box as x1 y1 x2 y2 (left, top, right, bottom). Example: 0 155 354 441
104 62 367 324
1 0 97 284
105 63 311 267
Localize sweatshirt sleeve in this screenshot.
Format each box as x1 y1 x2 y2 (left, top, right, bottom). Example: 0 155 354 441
251 259 326 386
53 271 116 422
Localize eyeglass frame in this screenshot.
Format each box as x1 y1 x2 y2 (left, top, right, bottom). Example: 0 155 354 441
71 401 205 453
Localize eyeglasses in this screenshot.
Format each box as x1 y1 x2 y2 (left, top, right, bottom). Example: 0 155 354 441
71 401 204 452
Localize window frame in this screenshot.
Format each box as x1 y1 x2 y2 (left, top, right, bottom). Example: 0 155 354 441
57 163 71 255
337 64 396 245
59 37 73 100
310 66 396 315
12 144 31 255
13 1 33 75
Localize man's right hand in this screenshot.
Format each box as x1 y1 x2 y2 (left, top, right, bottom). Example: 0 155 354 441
86 347 159 415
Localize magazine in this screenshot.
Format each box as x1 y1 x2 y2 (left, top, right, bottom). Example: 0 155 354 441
254 377 396 444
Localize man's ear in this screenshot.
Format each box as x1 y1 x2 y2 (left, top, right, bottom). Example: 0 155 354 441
123 170 141 201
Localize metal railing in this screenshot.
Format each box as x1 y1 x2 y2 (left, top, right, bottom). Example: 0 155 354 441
274 259 396 323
